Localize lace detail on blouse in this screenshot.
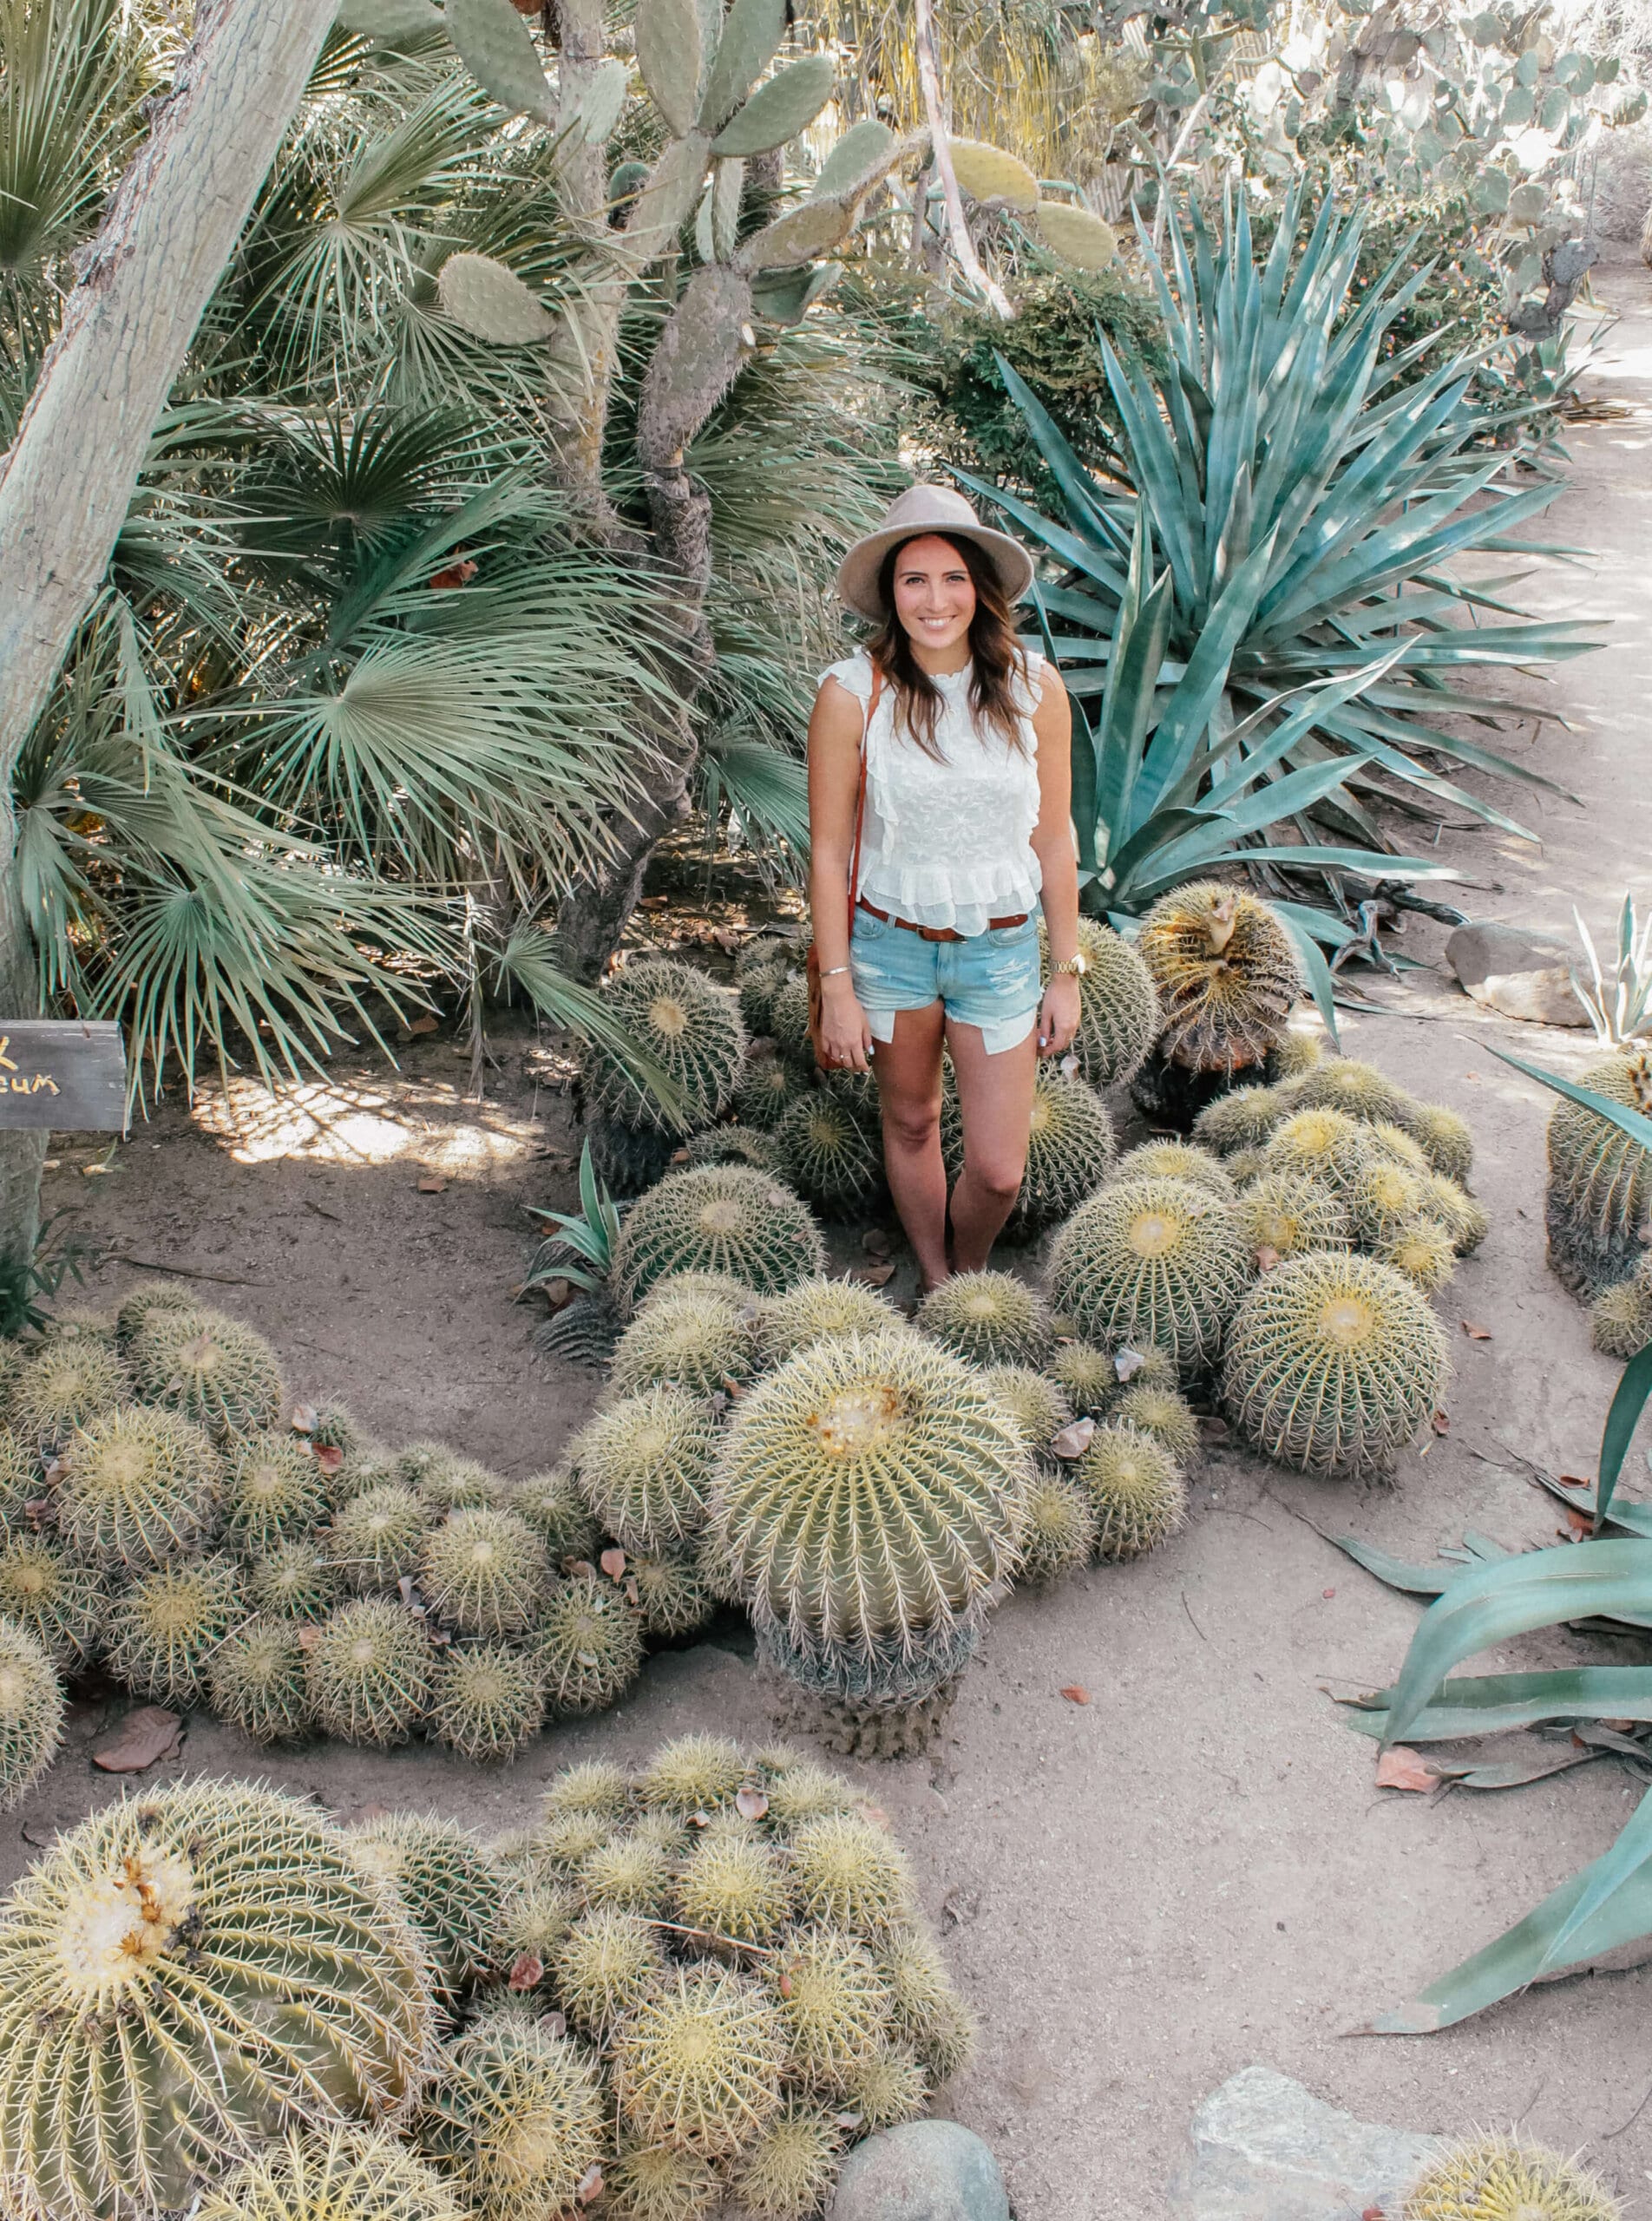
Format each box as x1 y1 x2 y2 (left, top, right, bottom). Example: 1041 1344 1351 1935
816 647 1046 937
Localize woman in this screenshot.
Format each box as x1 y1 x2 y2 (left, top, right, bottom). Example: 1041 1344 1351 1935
807 483 1086 1293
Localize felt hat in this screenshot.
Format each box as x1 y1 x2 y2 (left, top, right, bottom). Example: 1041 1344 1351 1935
834 482 1035 621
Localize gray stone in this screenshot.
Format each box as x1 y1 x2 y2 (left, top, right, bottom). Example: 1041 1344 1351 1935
828 2119 1010 2221
1166 2065 1444 2220
1445 920 1589 1026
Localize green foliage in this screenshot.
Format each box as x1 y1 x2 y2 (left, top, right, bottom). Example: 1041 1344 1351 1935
917 1270 1052 1367
106 1553 244 1709
1047 1176 1251 1371
305 1597 434 1746
613 1164 827 1316
207 1617 312 1746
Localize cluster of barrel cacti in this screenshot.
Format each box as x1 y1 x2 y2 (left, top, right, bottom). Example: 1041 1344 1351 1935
0 1745 967 2221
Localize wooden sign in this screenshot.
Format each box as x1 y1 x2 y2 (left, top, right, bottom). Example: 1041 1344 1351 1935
0 1021 127 1131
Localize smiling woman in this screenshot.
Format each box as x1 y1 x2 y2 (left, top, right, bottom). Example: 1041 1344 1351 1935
807 485 1084 1288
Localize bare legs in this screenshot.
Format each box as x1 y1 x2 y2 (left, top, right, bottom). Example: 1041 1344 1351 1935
870 1004 1038 1285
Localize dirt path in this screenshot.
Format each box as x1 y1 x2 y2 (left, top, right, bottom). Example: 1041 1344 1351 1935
9 262 1652 2218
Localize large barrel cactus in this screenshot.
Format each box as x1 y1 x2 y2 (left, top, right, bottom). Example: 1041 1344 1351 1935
1046 1176 1251 1373
578 959 746 1194
1544 1049 1652 1299
612 1164 826 1316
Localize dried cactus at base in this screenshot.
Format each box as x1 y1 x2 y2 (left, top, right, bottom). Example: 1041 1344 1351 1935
0 1779 434 2219
1221 1250 1450 1473
1591 1270 1652 1358
579 958 747 1140
1077 1423 1188 1561
629 1550 714 1638
1403 2133 1621 2221
1192 1084 1288 1154
533 1575 645 1713
613 1963 786 2159
130 1304 285 1438
418 1506 547 1636
106 1552 245 1708
514 1468 603 1563
918 1268 1052 1367
976 1364 1071 1458
11 1338 130 1447
1137 882 1301 1077
554 1907 669 2039
1237 1169 1353 1262
429 1641 546 1762
1370 1219 1458 1294
305 1596 434 1746
0 1536 104 1669
754 1274 908 1364
1017 1474 1098 1586
608 1281 760 1399
613 1163 827 1318
1112 1381 1200 1462
732 2099 844 2219
222 1431 331 1556
1278 1056 1419 1128
1059 917 1161 1088
757 1620 979 1759
674 1830 796 1944
249 1537 342 1620
200 2124 466 2221
571 1383 720 1555
1546 1050 1652 1298
55 1401 221 1571
326 1482 429 1594
774 1086 885 1217
1407 1102 1475 1184
1047 1176 1251 1373
415 2015 606 2221
1261 1105 1375 1200
0 1617 62 1809
208 1616 312 1745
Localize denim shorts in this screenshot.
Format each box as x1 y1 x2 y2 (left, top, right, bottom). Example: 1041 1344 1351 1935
849 906 1043 1056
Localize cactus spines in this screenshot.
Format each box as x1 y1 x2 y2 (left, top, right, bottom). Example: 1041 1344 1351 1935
754 1274 908 1363
1111 1140 1236 1198
674 1829 795 1944
0 1430 36 1537
42 1305 114 1347
947 138 1040 212
1419 1172 1488 1255
844 2046 930 2132
415 1455 511 1516
1347 1159 1432 1246
1192 1084 1288 1155
1237 1170 1352 1262
1036 199 1118 269
207 1616 311 1745
222 1432 331 1556
581 959 746 1143
11 1339 129 1447
248 1538 342 1621
131 1305 284 1439
735 1048 799 1130
436 251 555 343
757 1752 856 1831
514 1468 602 1564
1137 883 1301 1074
943 1066 1116 1235
0 1536 104 1670
609 1281 760 1399
1546 1050 1652 1297
1111 1382 1200 1462
553 1907 669 2037
767 974 812 1063
0 1780 434 2219
613 1163 827 1317
1403 2133 1621 2221
775 1087 883 1217
603 2134 720 2221
106 1553 245 1708
1077 1422 1187 1560
533 1575 645 1713
708 1333 1029 1661
115 1278 200 1344
699 0 790 134
640 1730 747 1814
1591 1273 1652 1359
429 1641 546 1762
1269 1028 1325 1078
630 1551 714 1638
1369 1218 1457 1294
1221 1250 1450 1474
418 1507 547 1637
326 1483 429 1594
0 1617 61 1808
613 1963 786 2158
790 1812 917 1935
757 1620 976 1759
1281 1057 1418 1128
917 1270 1052 1367
305 1597 434 1746
540 1810 614 1870
768 1925 891 2091
976 1364 1072 1458
416 2016 606 2221
1408 1102 1475 1184
686 1123 783 1174
545 1757 633 1821
711 52 835 156
581 1830 675 1916
1046 1176 1251 1372
1262 1105 1374 1199
572 1384 720 1555
633 0 703 138
878 1929 976 2081
55 1403 221 1572
200 2125 466 2221
1046 1337 1123 1418
493 1873 579 1976
732 2099 844 2219
1055 919 1160 1088
1017 1474 1099 1587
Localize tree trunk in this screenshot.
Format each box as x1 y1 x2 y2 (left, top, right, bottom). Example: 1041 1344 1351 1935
0 0 338 1255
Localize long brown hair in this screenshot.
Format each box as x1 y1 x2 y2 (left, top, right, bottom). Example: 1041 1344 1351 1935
866 532 1031 761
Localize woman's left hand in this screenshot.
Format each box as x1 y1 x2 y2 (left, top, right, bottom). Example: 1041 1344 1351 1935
1037 973 1081 1058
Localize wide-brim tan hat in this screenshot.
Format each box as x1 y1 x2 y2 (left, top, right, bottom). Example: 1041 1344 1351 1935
835 482 1035 622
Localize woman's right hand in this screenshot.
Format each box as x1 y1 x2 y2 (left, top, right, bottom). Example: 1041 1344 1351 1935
819 974 875 1074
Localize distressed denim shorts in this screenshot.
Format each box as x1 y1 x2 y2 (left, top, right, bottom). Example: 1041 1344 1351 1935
849 906 1043 1057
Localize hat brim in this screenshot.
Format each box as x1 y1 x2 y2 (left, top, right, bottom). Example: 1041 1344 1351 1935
834 519 1036 623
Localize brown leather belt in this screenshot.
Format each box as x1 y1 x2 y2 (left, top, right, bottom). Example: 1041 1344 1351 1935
857 895 1030 944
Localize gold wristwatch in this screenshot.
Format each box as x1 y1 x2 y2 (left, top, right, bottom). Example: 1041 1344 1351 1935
1050 951 1089 979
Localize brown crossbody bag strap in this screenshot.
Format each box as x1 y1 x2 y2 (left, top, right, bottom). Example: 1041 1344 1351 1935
806 664 883 1069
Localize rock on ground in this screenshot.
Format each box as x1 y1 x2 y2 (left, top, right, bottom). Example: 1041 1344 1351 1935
829 2119 1011 2221
1166 2066 1442 2220
1443 921 1589 1026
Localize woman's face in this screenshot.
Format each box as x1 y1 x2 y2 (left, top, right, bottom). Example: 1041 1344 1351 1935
890 534 976 656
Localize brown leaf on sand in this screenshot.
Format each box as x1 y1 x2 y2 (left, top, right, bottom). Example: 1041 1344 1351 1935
735 1786 769 1821
416 1174 447 1194
1060 1684 1092 1706
1459 1320 1493 1341
290 1403 318 1435
848 1261 895 1287
1429 1410 1450 1436
599 1548 626 1581
93 1707 183 1773
508 1953 545 1991
861 1228 891 1258
1375 1746 1439 1793
407 1013 438 1037
1563 1505 1592 1539
1049 1418 1096 1460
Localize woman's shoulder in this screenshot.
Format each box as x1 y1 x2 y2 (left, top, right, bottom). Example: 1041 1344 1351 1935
816 648 875 704
1009 641 1058 714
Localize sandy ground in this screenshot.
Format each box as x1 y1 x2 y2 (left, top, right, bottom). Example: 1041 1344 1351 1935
9 260 1652 2220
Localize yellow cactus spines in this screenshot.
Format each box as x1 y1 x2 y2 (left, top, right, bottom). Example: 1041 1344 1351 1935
1111 1382 1200 1462
775 1088 884 1218
1404 2133 1621 2221
918 1269 1052 1367
1408 1101 1475 1183
42 1305 115 1347
604 2133 721 2221
415 2016 606 2221
512 1468 602 1564
1077 1422 1188 1561
0 1781 435 2219
533 1574 645 1713
1348 1159 1431 1247
553 1907 669 2038
200 2124 466 2221
305 1597 434 1746
1046 1176 1251 1371
1017 1473 1099 1587
580 1830 675 1916
223 1431 331 1555
976 1364 1072 1458
539 1810 613 1870
1222 1250 1450 1473
613 1963 786 2159
1419 1171 1488 1255
492 1874 580 1978
544 1756 633 1820
326 1483 429 1595
1261 1105 1374 1199
428 1641 546 1762
0 1617 61 1807
1546 1049 1652 1297
1280 1056 1419 1128
208 1616 311 1746
612 1163 827 1317
10 1339 130 1448
1372 1218 1458 1294
0 1536 104 1670
768 1927 892 2092
1192 1084 1288 1154
707 1333 1029 1661
609 1281 761 1399
631 1551 713 1639
1111 1140 1236 1198
1059 917 1160 1088
418 1506 547 1638
736 938 793 1026
130 1304 284 1439
674 1830 796 1944
731 2098 845 2219
571 1383 720 1556
734 1050 802 1132
0 1428 34 1534
579 957 747 1138
876 1928 977 2081
248 1537 342 1620
55 1403 221 1572
1137 882 1301 1074
845 2046 931 2132
1270 1028 1325 1078
114 1277 199 1345
758 1753 858 1832
413 1455 511 1516
641 1731 749 1814
106 1553 245 1708
1592 1273 1652 1359
754 1274 909 1364
1046 1336 1123 1418
1237 1169 1352 1262
348 1812 507 1996
790 1812 917 1936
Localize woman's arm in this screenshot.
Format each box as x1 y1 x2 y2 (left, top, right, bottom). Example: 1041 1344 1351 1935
806 675 875 1073
1027 661 1082 1058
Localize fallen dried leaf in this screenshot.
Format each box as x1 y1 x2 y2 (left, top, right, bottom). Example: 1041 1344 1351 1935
600 1548 626 1581
834 2110 865 2133
855 1800 891 1829
670 1149 690 1164
1564 1505 1592 1538
1321 1588 1336 1601
640 894 670 910
429 559 478 590
574 2165 604 2208
541 2009 568 2038
407 1013 439 1037
416 1174 447 1194
777 1971 793 1999
1060 1684 1092 1706
354 1801 392 1823
1459 1320 1492 1341
1254 1244 1282 1273
1113 1346 1146 1383
736 1786 770 1821
848 1261 895 1287
567 1560 596 1581
624 1577 639 1606
541 1277 574 1314
1430 1410 1451 1436
1375 1746 1439 1793
93 1707 183 1773
508 1953 544 1991
861 1228 891 1257
1049 1418 1096 1459
290 1403 318 1435
313 1444 344 1477
19 1821 55 1847
296 1625 321 1652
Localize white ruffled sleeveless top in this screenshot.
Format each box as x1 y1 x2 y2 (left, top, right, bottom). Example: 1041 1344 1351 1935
818 647 1046 937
